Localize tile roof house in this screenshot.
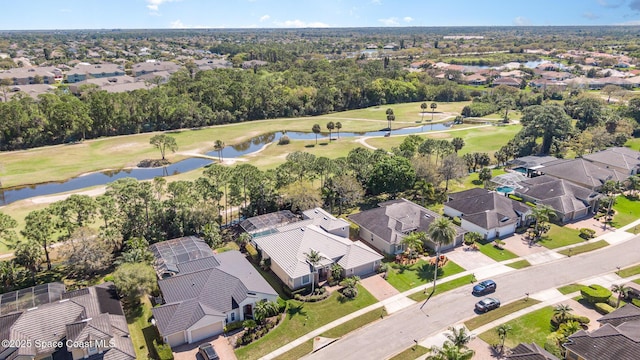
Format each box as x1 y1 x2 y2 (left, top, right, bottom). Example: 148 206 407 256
563 304 640 360
444 188 531 240
253 223 382 290
515 175 601 223
132 61 181 77
582 147 640 176
66 63 126 83
492 77 521 87
0 67 57 85
539 158 629 191
506 342 559 360
0 282 135 360
348 198 465 255
150 237 277 347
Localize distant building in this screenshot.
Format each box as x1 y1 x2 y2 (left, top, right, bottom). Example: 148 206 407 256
0 67 56 85
132 60 181 77
66 63 126 83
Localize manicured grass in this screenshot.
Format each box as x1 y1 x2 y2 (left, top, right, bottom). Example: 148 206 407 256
537 224 583 249
506 260 531 269
465 299 541 331
408 274 476 302
389 345 430 360
625 137 640 151
477 242 518 262
273 340 313 360
611 195 640 229
477 306 554 348
386 260 465 292
634 279 640 285
234 284 377 360
558 240 608 256
214 241 240 253
618 264 640 278
323 101 471 123
557 283 585 295
126 296 160 360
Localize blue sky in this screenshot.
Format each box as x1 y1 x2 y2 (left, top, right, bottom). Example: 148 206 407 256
2 0 640 30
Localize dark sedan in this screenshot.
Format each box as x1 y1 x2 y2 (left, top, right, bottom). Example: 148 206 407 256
472 279 497 295
475 297 501 313
198 344 219 360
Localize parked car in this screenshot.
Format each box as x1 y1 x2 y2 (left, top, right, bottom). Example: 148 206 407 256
475 297 501 313
198 343 219 360
472 280 497 295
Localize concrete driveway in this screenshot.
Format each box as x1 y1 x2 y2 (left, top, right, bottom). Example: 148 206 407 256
445 247 497 270
172 335 237 360
360 273 400 301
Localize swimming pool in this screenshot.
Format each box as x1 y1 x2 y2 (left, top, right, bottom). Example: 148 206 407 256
496 186 514 194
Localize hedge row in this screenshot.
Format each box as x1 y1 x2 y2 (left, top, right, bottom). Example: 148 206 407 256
580 284 612 304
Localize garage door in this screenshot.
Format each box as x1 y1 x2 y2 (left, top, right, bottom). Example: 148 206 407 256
166 332 186 348
190 321 224 343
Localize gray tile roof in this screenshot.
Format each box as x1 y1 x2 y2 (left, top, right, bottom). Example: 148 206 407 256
564 320 640 360
66 313 113 343
445 189 530 230
215 250 278 296
509 155 560 169
152 299 226 337
302 208 350 232
516 175 600 215
582 147 640 173
348 198 465 246
253 225 382 279
598 303 640 327
541 158 628 189
507 343 559 359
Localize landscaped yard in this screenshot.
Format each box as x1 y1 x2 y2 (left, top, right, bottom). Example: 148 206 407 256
477 242 518 262
537 224 583 249
558 240 608 256
465 299 541 330
557 283 585 295
506 260 531 269
234 284 377 360
126 296 164 360
611 195 640 229
386 259 465 292
477 306 554 348
407 274 476 302
618 264 640 278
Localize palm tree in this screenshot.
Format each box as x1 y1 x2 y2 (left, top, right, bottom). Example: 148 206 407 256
427 217 457 297
553 304 573 323
445 326 472 348
386 108 395 131
326 121 335 141
213 139 225 162
304 249 324 294
312 124 321 144
335 121 342 139
612 284 630 308
526 204 556 240
427 341 475 360
430 102 438 123
451 137 465 153
559 320 582 338
401 231 425 257
253 300 278 323
496 324 512 353
421 102 428 122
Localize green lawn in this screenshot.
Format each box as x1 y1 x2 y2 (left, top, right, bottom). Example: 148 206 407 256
386 260 465 292
618 264 640 278
477 306 554 348
323 101 471 123
389 345 430 360
558 240 608 256
465 299 541 331
477 242 518 262
126 297 161 360
557 283 585 295
611 195 640 229
235 284 377 360
625 137 640 151
408 274 476 302
537 224 583 249
506 260 531 269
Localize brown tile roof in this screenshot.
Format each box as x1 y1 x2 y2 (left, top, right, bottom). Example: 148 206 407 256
507 343 559 359
445 189 530 230
540 158 628 189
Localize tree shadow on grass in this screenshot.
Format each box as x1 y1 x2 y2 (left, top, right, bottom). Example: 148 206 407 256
416 263 444 282
319 142 329 146
305 144 316 148
287 303 307 320
472 179 483 185
142 325 161 358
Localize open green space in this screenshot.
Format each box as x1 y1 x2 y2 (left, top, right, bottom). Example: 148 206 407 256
407 274 476 302
275 307 388 360
506 260 531 269
557 283 585 295
618 264 640 278
465 299 541 331
477 306 554 348
365 124 522 156
126 297 164 360
558 240 608 256
477 242 518 262
611 195 640 229
385 260 465 292
537 224 583 249
323 101 471 123
234 284 377 360
388 345 430 360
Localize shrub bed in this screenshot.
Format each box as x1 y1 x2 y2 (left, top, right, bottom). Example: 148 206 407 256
579 228 596 239
595 302 615 315
224 320 244 333
550 314 590 329
295 288 330 302
580 284 612 304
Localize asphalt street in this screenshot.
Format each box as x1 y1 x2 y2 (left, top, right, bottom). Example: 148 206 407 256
304 236 640 360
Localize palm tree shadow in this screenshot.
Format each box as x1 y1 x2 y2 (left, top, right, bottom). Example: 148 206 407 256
287 303 307 319
416 264 443 281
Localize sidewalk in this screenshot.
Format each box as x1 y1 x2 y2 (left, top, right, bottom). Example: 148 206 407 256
259 219 640 360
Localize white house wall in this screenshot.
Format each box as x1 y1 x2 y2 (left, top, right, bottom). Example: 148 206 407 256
358 227 394 254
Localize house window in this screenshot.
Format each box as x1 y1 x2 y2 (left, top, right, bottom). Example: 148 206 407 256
231 312 235 321
88 344 98 355
302 274 310 285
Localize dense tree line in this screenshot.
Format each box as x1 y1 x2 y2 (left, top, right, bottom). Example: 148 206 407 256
0 58 472 151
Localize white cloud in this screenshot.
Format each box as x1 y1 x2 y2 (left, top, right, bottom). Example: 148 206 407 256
146 0 178 12
260 15 270 22
512 16 531 26
403 16 413 23
616 19 640 25
272 19 330 27
170 19 210 28
378 17 399 26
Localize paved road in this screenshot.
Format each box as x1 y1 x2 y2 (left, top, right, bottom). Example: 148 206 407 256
304 236 640 360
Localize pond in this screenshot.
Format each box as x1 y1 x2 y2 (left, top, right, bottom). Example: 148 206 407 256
0 123 453 206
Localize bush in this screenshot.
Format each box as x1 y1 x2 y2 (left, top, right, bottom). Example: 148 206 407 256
595 302 615 314
153 339 174 360
452 217 462 226
508 194 523 201
342 286 359 299
551 314 590 329
245 243 259 262
224 320 244 333
525 201 536 207
377 263 389 274
581 284 613 304
277 135 290 145
294 290 330 302
579 228 596 239
461 102 499 117
276 297 287 313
